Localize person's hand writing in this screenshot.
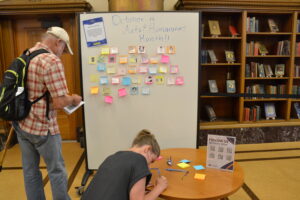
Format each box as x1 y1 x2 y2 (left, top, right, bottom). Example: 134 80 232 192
155 175 168 192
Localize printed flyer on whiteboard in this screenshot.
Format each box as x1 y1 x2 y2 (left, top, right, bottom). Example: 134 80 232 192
206 134 236 171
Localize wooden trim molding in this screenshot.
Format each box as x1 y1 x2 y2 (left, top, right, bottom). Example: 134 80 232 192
175 0 300 11
0 0 92 15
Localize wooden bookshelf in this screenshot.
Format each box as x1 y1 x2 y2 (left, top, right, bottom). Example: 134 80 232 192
176 0 300 129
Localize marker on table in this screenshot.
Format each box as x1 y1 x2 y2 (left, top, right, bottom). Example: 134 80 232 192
165 168 187 172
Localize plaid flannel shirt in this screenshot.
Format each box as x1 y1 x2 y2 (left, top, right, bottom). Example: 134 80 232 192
19 42 69 136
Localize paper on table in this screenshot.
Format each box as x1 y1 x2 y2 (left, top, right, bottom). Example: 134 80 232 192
64 101 85 115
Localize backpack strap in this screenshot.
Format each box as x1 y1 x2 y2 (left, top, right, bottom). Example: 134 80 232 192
27 49 51 119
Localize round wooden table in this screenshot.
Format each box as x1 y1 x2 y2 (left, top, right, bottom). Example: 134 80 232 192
149 148 244 200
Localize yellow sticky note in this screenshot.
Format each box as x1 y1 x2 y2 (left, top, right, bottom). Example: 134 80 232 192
107 66 116 74
90 86 99 94
88 56 96 64
101 47 110 55
177 163 190 169
194 173 206 180
158 66 167 73
90 74 99 82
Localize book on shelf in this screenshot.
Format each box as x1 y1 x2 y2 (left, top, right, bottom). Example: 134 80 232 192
250 62 258 77
295 65 300 77
208 80 218 93
264 64 273 77
258 64 265 78
277 84 286 94
245 64 251 77
265 85 277 95
229 25 239 37
277 40 290 55
225 50 235 63
201 24 205 37
246 17 259 32
207 50 218 63
204 105 217 122
297 19 300 32
293 102 300 119
296 42 300 56
274 64 285 77
226 80 236 93
201 50 208 64
208 20 221 36
268 19 279 32
244 107 250 121
292 85 298 95
264 103 276 120
258 43 268 55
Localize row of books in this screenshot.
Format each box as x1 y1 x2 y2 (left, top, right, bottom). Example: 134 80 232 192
246 17 259 32
276 40 290 55
291 85 300 95
246 40 290 56
201 50 236 63
245 63 285 78
245 84 286 99
246 18 280 33
208 80 236 93
244 105 261 121
244 102 277 121
295 42 300 56
294 65 300 77
246 41 268 55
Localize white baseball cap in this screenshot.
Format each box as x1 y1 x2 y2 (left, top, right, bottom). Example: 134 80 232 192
47 26 73 55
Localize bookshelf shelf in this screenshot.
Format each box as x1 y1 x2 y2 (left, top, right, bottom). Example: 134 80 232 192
244 98 288 102
202 36 242 40
245 77 289 80
246 32 292 35
246 55 290 58
201 63 241 66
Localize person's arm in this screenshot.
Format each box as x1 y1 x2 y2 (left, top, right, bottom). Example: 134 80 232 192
129 176 168 200
52 94 82 109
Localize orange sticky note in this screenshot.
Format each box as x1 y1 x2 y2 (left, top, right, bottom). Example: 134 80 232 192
177 162 190 169
194 173 206 180
90 86 99 94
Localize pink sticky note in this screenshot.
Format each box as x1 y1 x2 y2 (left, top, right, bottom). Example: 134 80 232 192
176 76 184 85
160 55 170 63
118 88 127 97
104 96 113 104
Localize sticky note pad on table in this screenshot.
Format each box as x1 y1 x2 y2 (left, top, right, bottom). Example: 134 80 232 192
177 162 190 169
193 165 205 170
194 173 206 180
179 159 191 163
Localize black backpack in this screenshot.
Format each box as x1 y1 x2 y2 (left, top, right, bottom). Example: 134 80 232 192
0 49 49 121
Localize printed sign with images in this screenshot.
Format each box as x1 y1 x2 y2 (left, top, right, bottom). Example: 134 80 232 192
206 134 236 172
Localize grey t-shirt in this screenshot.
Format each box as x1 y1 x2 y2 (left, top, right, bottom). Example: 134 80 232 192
81 151 152 200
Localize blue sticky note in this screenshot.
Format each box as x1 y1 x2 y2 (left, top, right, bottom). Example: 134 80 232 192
193 165 205 170
122 77 131 86
97 63 106 72
179 159 191 163
99 76 108 85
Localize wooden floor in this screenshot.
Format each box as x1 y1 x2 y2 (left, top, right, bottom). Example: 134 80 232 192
0 141 300 199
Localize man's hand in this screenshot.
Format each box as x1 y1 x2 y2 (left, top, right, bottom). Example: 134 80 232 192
72 94 82 106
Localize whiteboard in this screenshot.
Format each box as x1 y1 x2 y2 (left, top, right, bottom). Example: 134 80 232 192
79 12 200 170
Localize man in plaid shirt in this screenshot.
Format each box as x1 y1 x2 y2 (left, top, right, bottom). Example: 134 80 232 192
13 27 82 200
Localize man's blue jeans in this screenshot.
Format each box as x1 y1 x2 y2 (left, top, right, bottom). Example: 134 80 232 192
13 122 71 200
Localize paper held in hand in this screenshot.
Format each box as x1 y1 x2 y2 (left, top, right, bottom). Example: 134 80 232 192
64 101 85 115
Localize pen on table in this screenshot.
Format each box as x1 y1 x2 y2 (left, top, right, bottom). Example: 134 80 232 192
150 168 161 177
165 168 187 172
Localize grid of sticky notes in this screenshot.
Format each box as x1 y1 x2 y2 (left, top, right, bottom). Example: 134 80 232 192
88 45 184 104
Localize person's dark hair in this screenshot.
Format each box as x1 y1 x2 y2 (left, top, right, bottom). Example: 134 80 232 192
131 129 160 156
